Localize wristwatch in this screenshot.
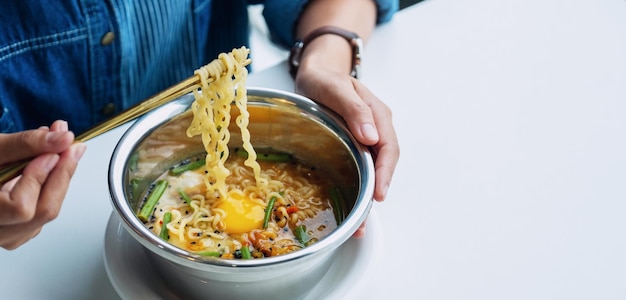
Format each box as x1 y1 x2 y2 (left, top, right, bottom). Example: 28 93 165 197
289 26 363 79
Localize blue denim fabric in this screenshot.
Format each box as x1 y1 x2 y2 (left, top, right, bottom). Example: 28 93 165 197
263 0 399 48
0 0 114 134
0 0 397 134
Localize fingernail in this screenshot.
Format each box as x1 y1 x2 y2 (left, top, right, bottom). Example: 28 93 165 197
46 131 68 143
361 123 379 141
57 120 69 131
72 143 87 160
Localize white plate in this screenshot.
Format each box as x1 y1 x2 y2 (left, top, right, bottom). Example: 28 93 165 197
103 209 383 300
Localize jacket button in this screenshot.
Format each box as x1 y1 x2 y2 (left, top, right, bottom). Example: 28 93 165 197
101 32 115 46
101 103 117 116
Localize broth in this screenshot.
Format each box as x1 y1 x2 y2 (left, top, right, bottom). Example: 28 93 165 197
138 149 343 259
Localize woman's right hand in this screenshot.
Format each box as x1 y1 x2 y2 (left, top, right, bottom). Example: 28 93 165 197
0 120 86 250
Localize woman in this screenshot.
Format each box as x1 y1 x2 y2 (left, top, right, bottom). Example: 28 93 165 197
0 0 400 249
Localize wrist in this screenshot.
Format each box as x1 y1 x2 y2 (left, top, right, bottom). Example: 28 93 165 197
299 35 352 76
289 26 363 79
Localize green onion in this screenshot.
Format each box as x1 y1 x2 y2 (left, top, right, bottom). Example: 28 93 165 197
329 186 345 225
294 225 308 245
169 159 206 176
179 189 192 205
159 212 172 240
138 180 168 222
198 251 221 257
236 148 292 162
241 246 252 259
262 196 277 229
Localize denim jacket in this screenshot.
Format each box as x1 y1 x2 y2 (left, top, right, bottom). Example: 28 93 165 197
0 0 397 134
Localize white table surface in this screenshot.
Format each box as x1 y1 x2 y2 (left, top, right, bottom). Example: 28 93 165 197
3 1 626 299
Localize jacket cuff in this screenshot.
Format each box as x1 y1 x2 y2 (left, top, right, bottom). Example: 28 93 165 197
263 0 399 49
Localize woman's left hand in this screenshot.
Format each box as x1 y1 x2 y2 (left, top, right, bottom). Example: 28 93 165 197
294 67 400 236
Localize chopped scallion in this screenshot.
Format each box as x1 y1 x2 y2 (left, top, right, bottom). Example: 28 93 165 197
169 159 206 176
236 148 292 162
262 196 277 229
138 180 168 222
241 246 252 259
159 212 172 240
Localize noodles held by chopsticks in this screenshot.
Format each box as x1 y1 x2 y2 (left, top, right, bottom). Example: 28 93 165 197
186 46 265 198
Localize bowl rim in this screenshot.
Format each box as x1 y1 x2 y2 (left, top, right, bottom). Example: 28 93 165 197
108 86 375 268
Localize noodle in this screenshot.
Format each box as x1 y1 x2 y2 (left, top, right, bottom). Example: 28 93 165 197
139 47 340 259
186 46 264 197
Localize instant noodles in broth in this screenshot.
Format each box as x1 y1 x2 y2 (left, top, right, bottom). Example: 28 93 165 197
127 105 354 260
121 48 360 263
138 149 342 259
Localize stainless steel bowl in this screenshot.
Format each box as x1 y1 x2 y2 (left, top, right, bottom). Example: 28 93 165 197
108 87 375 299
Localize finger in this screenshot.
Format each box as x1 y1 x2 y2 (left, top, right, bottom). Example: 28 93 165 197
319 78 380 146
1 175 19 192
370 110 400 202
321 79 381 145
0 142 83 248
349 84 399 202
296 72 380 146
0 128 74 165
345 79 382 145
372 140 399 202
49 120 69 132
35 143 86 223
0 154 59 225
0 226 43 250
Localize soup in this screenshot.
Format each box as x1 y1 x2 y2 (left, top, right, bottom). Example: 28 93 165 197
137 149 343 259
110 87 373 299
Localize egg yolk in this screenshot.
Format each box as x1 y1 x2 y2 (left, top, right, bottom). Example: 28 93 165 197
218 192 265 234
